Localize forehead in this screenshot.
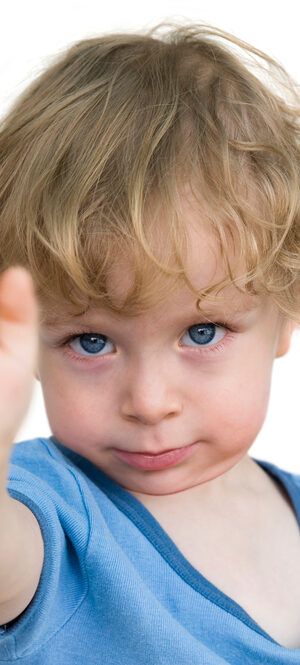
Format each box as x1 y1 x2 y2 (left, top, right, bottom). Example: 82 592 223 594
103 192 251 313
41 193 261 329
42 284 260 333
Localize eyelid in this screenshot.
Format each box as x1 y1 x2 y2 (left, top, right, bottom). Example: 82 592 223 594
53 329 106 346
65 325 236 364
55 320 237 365
57 319 238 342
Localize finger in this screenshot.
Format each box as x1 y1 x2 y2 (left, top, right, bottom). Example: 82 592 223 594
0 267 39 364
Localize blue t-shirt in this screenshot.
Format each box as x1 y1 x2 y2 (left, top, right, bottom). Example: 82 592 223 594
0 436 300 664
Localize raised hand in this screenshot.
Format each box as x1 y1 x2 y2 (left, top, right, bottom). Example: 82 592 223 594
0 267 39 450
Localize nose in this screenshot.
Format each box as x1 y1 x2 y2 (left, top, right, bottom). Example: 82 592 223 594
120 358 182 426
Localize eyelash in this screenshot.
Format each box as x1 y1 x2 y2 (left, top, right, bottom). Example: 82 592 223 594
59 322 237 363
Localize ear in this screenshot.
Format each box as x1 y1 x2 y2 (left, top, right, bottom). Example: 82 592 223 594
275 319 297 358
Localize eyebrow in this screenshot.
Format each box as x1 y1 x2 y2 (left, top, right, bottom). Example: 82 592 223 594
42 298 260 330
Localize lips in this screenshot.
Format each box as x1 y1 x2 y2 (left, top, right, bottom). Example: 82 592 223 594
112 441 200 470
120 447 181 457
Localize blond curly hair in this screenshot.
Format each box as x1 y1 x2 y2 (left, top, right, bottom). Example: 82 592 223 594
0 21 299 324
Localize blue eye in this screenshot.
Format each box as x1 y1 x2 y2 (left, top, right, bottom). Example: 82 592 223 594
69 333 113 356
181 323 226 348
64 322 230 361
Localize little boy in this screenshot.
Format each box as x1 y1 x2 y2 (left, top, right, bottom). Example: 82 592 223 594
0 21 299 664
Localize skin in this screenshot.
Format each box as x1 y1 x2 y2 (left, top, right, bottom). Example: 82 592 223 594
36 195 296 505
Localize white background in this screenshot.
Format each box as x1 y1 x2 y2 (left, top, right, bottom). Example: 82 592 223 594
2 0 300 472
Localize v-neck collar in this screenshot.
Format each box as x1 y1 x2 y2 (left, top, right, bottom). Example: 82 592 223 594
49 436 300 649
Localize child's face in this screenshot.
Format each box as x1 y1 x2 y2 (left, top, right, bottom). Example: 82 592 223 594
36 195 295 496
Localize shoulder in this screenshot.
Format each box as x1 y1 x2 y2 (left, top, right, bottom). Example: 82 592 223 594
253 456 300 485
254 456 300 517
2 438 92 657
260 459 300 487
11 435 68 467
10 436 83 486
7 437 95 527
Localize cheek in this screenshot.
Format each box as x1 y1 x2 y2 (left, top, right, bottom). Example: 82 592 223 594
39 363 115 445
206 361 273 452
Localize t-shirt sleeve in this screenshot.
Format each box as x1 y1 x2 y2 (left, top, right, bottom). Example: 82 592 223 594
0 439 90 660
